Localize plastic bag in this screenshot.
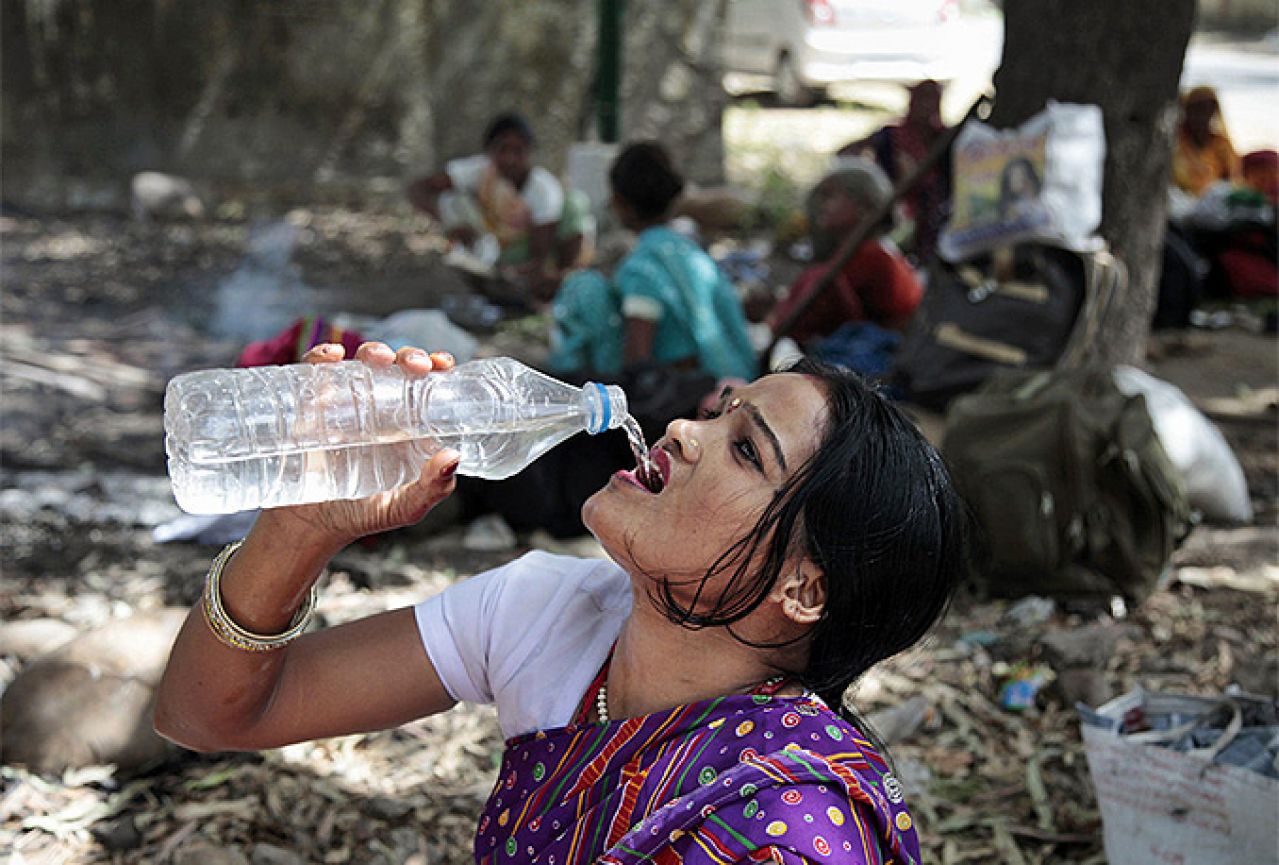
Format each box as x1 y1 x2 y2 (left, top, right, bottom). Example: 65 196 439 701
1112 365 1253 523
939 101 1106 262
1080 687 1279 865
365 309 479 362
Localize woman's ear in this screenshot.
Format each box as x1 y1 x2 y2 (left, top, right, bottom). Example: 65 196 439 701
773 562 826 626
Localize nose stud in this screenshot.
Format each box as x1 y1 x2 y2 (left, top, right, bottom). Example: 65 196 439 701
689 438 700 451
729 397 742 411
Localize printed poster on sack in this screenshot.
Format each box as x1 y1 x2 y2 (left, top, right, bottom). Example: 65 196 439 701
939 101 1106 261
947 132 1050 250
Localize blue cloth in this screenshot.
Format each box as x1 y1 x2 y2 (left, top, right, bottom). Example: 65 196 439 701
549 269 624 376
809 321 901 379
549 226 758 381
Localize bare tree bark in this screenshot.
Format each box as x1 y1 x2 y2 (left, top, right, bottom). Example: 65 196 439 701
620 0 729 184
989 0 1196 367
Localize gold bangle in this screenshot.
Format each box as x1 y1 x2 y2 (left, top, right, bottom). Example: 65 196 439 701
201 540 318 653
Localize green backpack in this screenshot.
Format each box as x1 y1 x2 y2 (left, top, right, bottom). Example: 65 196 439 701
940 368 1192 603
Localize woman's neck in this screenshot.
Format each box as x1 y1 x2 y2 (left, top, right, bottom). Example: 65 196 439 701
603 592 798 721
1183 125 1214 148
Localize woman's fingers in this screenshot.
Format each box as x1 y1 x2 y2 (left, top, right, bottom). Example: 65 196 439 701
301 344 456 372
421 448 461 492
393 347 456 368
395 347 433 375
302 343 346 364
393 347 456 377
379 448 460 529
411 448 461 513
354 342 396 366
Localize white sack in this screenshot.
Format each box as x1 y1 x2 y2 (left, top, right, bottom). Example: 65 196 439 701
1113 365 1253 523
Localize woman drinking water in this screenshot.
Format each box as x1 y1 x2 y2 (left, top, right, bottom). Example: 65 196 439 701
156 339 967 864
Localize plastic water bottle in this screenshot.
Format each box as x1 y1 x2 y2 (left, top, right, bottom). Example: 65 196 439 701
164 357 629 514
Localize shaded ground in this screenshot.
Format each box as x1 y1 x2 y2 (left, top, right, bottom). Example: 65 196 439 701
2 209 1276 864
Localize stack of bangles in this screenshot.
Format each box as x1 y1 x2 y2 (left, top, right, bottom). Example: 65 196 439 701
202 540 318 652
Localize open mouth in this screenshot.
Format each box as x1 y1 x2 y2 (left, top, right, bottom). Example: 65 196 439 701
619 448 668 495
636 465 662 494
644 450 675 488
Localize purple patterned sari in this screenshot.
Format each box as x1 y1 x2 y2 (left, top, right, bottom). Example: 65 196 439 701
474 693 919 864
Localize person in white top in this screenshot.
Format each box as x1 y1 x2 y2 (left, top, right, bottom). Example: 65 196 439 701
155 340 967 863
407 113 589 301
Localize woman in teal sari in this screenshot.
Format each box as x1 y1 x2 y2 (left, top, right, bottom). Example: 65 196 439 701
156 340 965 864
549 141 757 383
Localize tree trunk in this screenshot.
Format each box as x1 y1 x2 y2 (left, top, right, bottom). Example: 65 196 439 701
989 0 1196 368
619 0 729 185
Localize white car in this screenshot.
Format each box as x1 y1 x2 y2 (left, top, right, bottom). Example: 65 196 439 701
725 0 962 105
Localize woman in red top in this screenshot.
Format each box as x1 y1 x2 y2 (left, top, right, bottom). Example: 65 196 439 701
769 161 924 347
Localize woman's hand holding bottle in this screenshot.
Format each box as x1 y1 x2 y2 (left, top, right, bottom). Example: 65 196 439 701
254 342 461 552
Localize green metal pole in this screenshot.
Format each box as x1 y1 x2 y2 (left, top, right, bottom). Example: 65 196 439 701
597 0 623 142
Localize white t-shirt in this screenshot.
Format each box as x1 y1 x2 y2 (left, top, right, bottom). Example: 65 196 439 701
414 551 632 740
445 154 565 226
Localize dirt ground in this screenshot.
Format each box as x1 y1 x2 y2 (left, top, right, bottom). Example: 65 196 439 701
2 209 1276 864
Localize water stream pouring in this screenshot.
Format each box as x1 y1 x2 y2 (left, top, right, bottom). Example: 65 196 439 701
621 416 660 493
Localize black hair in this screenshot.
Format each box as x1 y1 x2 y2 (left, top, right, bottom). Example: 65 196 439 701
649 359 967 721
609 141 686 222
997 156 1042 220
483 112 534 149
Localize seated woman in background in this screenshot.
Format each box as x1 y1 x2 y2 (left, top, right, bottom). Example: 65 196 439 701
155 340 967 864
454 141 758 541
407 112 592 300
1160 86 1237 327
766 160 923 350
548 140 758 383
1157 91 1270 326
1172 86 1240 199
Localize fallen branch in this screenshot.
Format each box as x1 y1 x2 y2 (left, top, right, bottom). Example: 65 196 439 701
2 360 109 401
3 345 161 392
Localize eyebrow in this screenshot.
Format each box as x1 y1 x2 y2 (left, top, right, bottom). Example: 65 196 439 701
743 402 787 474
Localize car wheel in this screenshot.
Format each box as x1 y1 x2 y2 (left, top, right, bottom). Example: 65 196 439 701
775 54 820 108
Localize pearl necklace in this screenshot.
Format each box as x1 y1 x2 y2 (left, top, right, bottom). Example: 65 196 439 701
596 679 611 723
596 674 788 724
